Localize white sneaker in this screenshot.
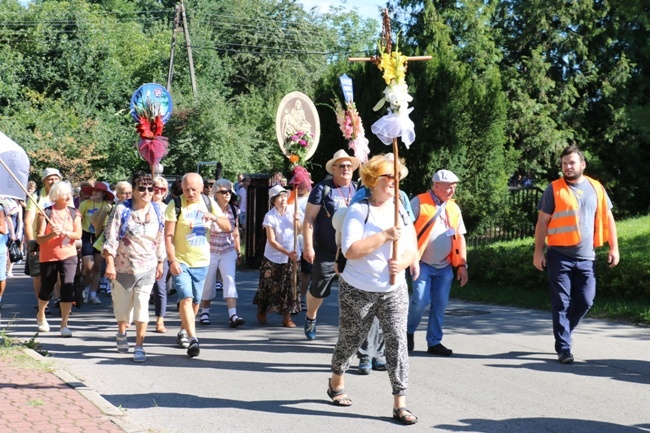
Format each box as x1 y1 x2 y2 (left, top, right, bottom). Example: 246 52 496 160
37 320 50 333
60 327 72 338
89 296 101 305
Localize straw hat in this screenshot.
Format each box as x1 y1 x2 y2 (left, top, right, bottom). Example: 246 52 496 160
326 150 360 175
383 153 408 180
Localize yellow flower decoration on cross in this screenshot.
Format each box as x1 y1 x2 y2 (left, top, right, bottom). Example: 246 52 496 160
378 51 407 85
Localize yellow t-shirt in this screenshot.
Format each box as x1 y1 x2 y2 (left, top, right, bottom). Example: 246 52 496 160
78 199 112 234
25 189 52 233
164 195 222 267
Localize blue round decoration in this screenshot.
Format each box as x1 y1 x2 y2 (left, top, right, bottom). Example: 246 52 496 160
130 83 173 124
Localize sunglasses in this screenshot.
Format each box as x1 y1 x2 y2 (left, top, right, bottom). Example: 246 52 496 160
216 190 232 195
338 164 353 170
379 174 398 181
137 186 154 192
153 186 167 193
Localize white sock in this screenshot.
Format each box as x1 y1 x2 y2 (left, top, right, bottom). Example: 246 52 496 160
201 308 210 315
90 291 97 298
228 308 237 318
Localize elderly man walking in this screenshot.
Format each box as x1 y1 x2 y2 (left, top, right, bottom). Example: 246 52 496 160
302 150 359 340
407 170 468 356
165 173 230 358
534 145 619 364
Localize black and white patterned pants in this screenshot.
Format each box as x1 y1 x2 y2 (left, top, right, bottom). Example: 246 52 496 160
331 278 410 396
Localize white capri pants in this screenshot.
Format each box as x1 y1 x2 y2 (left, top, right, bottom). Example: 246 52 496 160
112 279 153 323
201 249 238 301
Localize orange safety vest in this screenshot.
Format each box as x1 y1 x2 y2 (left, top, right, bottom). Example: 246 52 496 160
414 192 464 267
546 176 609 247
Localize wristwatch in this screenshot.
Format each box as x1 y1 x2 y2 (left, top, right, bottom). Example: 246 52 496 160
459 263 468 269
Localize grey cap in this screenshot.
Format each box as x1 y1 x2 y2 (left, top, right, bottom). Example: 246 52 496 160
432 169 459 183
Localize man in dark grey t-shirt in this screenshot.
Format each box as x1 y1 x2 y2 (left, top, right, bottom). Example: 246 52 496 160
302 150 359 340
533 145 619 364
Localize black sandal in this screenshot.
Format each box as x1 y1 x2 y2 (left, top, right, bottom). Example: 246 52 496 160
229 315 245 328
327 379 352 406
393 407 418 425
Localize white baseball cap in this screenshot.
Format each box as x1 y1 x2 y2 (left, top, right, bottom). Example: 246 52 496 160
41 167 62 180
432 169 459 183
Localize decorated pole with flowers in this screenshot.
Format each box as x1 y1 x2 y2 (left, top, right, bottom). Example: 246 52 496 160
275 91 320 302
130 83 173 178
332 74 370 163
349 9 431 283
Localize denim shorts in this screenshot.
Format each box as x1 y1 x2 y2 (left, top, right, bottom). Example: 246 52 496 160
172 263 209 304
0 248 6 281
81 231 98 257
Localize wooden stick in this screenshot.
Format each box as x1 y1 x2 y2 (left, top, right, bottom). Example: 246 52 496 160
390 138 399 285
348 56 432 62
292 191 298 302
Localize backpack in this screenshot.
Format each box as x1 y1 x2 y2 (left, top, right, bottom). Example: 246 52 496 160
319 180 358 218
44 205 78 224
172 194 213 220
117 199 164 240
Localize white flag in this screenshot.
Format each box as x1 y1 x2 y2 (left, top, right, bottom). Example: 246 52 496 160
0 131 30 200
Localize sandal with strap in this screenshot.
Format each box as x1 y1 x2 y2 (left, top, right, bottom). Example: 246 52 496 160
393 407 418 425
229 315 245 328
200 312 210 325
327 378 352 407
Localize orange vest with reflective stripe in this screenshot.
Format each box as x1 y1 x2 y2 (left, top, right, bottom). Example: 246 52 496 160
547 176 609 247
414 193 463 266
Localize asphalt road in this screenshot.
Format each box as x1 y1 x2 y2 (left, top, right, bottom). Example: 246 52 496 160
2 264 649 433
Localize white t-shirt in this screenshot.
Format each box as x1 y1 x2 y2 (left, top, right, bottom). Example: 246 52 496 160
238 186 247 213
411 194 467 268
262 205 301 264
341 200 416 292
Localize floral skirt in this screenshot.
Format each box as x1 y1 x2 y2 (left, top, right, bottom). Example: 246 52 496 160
253 256 301 314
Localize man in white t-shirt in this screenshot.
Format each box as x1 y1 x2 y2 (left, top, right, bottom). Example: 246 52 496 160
407 170 468 356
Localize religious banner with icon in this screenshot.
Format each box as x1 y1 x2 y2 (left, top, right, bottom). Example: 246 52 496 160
275 91 320 166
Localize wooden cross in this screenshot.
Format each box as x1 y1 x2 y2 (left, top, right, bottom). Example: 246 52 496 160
349 9 432 283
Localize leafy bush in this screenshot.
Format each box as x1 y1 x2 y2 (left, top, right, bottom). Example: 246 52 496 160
466 214 650 323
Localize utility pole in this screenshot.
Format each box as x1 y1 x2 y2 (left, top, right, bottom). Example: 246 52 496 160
166 0 197 97
166 4 181 92
181 0 197 97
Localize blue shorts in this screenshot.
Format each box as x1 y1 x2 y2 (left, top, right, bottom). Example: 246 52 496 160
81 231 98 257
0 247 6 281
172 264 209 304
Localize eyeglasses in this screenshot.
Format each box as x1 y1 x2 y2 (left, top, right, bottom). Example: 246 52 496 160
338 164 353 170
216 190 231 195
137 186 154 193
153 186 167 193
379 174 398 181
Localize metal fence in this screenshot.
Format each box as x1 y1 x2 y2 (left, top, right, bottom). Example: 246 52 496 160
467 186 543 247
